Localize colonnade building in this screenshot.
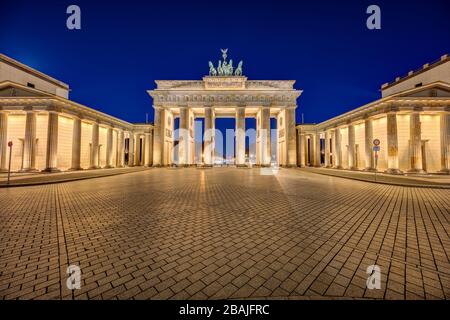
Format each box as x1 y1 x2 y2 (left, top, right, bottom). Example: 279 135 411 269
0 54 153 173
297 54 450 174
1 51 449 174
148 78 301 167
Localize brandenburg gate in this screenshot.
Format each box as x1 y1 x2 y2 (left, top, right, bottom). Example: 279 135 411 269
148 50 302 167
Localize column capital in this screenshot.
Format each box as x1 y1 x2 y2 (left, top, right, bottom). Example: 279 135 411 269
47 105 62 113
23 106 37 113
47 109 61 115
71 113 84 121
385 103 400 113
412 105 424 112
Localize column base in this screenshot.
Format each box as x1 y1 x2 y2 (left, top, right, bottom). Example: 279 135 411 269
104 165 115 169
283 165 297 168
41 168 61 173
364 167 377 172
385 168 403 175
333 166 343 170
438 168 450 175
0 168 9 173
68 167 83 171
236 164 248 168
19 168 39 173
407 168 426 174
349 167 359 171
88 166 101 170
152 164 162 168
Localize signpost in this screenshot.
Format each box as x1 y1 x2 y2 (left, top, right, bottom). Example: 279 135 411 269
373 139 380 182
7 141 13 185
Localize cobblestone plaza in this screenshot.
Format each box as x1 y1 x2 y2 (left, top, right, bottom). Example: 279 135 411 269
0 168 449 300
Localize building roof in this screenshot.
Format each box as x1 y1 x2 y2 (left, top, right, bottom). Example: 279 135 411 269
297 81 450 131
0 53 69 90
381 54 449 90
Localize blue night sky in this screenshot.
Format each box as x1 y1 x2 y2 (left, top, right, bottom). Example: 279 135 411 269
1 0 449 129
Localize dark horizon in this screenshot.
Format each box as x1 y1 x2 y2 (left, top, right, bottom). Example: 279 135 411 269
1 0 449 127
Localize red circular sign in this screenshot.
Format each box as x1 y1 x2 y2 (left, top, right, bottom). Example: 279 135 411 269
373 139 380 146
8 141 13 147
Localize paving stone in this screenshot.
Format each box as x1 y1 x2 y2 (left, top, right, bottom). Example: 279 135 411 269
0 168 448 300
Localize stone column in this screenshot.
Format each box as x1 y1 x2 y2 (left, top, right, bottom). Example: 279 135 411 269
314 133 321 167
105 126 114 168
179 106 189 166
42 111 60 172
334 128 343 169
153 107 162 166
21 110 38 172
144 132 153 167
299 133 306 167
305 136 310 166
324 131 330 167
386 112 402 174
116 130 124 167
286 107 297 167
90 122 100 169
348 124 357 170
296 130 302 167
364 118 375 171
204 106 214 166
128 133 135 167
0 112 8 172
69 116 82 170
134 134 141 166
408 111 424 173
440 111 450 174
261 107 271 166
235 106 246 166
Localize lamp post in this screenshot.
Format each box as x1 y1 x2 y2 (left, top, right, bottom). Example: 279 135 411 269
7 141 13 185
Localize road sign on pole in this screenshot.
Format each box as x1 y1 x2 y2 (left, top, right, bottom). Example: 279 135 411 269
7 141 13 185
373 139 380 182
